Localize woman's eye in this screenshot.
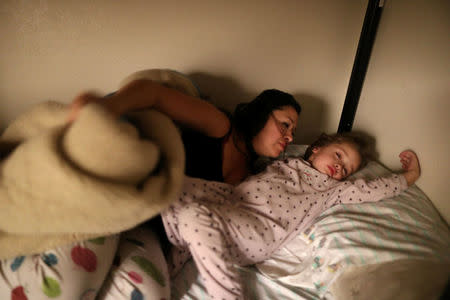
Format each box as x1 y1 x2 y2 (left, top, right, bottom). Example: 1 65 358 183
282 122 290 129
336 152 341 159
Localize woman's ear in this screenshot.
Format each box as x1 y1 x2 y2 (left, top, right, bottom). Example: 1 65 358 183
312 146 320 153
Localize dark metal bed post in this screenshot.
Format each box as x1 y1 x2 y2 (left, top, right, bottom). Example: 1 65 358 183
338 0 384 133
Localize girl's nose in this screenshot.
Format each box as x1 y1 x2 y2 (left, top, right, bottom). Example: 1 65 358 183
335 163 341 171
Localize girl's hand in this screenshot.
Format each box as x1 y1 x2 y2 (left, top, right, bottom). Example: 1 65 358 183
399 150 421 186
67 92 103 123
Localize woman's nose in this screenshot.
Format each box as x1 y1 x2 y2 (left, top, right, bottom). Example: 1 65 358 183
284 134 293 143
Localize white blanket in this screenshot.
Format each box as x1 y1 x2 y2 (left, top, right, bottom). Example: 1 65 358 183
0 101 185 259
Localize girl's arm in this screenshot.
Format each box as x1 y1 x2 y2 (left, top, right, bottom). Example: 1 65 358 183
67 79 231 138
324 174 407 208
328 150 420 207
399 150 420 186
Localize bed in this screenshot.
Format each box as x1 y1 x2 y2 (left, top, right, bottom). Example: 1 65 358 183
1 68 448 300
116 68 450 300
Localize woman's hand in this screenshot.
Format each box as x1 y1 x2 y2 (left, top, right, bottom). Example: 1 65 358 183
399 150 421 186
67 92 104 123
66 79 230 138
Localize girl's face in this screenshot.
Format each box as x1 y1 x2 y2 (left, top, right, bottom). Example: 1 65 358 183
308 142 361 180
252 106 299 158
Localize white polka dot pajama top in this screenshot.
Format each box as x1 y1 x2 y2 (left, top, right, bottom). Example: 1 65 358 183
161 158 408 300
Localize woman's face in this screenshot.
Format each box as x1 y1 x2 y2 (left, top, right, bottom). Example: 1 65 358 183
252 106 299 158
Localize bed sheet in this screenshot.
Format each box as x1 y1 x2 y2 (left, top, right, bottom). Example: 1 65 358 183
171 259 328 300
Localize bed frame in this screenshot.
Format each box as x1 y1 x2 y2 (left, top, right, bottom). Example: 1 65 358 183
338 0 384 132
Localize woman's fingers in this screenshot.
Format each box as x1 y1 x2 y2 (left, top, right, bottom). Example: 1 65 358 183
67 92 101 123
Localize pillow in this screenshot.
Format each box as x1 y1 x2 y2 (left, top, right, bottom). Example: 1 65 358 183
256 144 450 299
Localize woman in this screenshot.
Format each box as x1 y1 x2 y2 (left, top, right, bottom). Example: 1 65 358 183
68 78 302 185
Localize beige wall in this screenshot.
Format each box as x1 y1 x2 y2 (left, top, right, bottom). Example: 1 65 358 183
0 0 365 141
354 0 450 224
1 0 448 222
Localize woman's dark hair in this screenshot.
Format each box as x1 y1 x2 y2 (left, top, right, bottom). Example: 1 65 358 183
304 131 378 170
232 89 301 171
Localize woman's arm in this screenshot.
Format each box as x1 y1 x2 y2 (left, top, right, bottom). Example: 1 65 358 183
68 79 231 138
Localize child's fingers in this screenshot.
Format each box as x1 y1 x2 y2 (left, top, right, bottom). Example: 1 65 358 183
400 157 410 166
398 150 420 172
399 150 415 163
399 152 410 170
399 150 413 159
400 155 410 162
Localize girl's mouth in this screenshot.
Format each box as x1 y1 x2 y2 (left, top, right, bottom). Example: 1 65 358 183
327 165 335 176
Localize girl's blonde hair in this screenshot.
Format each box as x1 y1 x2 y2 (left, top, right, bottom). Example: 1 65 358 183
304 131 378 170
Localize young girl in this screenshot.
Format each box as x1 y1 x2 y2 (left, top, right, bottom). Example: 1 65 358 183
161 132 421 300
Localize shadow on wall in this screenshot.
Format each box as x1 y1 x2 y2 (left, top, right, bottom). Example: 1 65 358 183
0 71 328 146
293 93 327 145
188 71 253 113
188 71 327 145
